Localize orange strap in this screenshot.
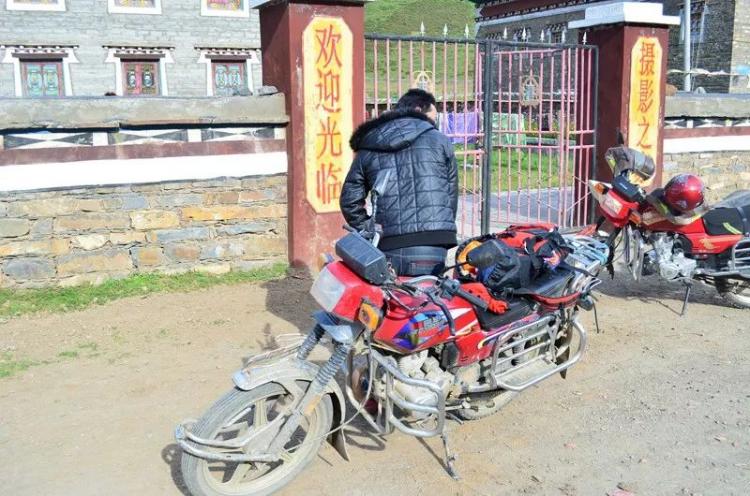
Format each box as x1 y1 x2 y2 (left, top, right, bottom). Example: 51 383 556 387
461 283 509 314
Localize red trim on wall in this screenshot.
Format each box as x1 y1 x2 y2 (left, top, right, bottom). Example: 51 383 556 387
0 139 286 167
664 126 750 139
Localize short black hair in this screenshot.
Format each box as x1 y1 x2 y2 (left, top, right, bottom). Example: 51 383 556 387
396 88 437 112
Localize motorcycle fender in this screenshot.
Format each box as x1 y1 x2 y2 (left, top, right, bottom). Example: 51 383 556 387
232 357 349 462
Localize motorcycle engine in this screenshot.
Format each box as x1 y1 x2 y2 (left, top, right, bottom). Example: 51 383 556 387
391 351 455 419
650 234 697 281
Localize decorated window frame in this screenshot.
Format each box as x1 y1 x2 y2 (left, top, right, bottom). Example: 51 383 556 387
200 0 249 18
107 0 162 15
6 0 66 12
104 46 173 96
196 47 260 96
1 45 78 97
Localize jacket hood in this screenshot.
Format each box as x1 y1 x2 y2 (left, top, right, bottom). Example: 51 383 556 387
349 109 436 152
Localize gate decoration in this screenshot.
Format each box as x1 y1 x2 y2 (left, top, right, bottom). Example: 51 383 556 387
628 36 662 164
364 35 598 237
303 16 354 213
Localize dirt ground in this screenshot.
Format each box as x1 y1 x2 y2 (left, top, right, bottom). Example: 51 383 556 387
1 272 748 496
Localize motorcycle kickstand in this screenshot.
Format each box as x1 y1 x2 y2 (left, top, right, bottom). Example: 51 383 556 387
441 432 460 481
681 282 693 317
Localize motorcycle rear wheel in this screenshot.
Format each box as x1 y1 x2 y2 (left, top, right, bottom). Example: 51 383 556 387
181 383 333 496
717 280 750 309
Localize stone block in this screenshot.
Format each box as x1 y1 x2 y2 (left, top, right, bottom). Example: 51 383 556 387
54 213 131 232
131 247 166 268
72 234 109 251
152 193 203 208
165 244 201 261
0 219 30 238
204 191 240 205
0 202 7 217
197 178 242 189
217 222 273 236
77 199 106 212
30 219 53 237
110 232 147 245
194 263 232 275
182 204 286 221
149 227 211 243
8 198 81 217
0 239 69 257
119 194 149 210
3 258 55 280
58 249 133 275
238 189 278 203
200 241 244 260
242 236 287 259
59 272 129 288
130 211 180 230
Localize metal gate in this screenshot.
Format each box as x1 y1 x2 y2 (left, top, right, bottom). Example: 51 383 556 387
364 35 598 238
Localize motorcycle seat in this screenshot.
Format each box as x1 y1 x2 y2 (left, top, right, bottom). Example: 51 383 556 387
522 269 574 298
703 190 750 236
475 297 534 330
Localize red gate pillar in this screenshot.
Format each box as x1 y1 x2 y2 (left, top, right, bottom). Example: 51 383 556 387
570 2 679 186
255 0 366 269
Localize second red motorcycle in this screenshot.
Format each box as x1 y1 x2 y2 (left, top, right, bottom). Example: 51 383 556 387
587 143 750 311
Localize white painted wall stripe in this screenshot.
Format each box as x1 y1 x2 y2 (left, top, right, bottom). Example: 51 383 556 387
664 136 750 154
0 152 287 192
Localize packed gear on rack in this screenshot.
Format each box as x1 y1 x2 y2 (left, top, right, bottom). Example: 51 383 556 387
455 224 577 312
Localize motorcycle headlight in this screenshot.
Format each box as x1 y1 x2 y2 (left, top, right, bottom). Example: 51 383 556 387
310 266 346 312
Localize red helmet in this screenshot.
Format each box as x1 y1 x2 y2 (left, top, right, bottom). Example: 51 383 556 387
663 174 706 213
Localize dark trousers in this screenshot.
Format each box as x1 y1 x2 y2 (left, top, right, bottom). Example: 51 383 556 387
384 246 448 276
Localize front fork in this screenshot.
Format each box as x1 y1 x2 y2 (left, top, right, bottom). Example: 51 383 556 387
266 326 351 455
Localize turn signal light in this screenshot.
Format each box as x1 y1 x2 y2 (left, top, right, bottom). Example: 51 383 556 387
318 253 335 271
358 301 382 332
629 211 643 224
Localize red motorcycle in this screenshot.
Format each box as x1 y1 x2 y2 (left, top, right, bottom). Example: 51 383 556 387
587 143 750 311
175 176 609 496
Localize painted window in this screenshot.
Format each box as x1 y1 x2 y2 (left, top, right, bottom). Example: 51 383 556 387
6 0 65 11
107 0 161 15
212 61 247 96
20 60 64 98
122 60 160 96
201 0 249 17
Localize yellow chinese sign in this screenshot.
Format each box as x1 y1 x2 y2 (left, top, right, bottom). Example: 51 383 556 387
303 17 353 213
628 36 662 163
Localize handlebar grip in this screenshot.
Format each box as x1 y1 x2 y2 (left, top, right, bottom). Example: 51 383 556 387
455 287 489 311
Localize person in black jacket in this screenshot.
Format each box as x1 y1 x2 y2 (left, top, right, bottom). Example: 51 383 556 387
340 89 458 276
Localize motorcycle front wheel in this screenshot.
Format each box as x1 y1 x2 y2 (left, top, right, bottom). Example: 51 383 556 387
717 280 750 309
181 382 333 496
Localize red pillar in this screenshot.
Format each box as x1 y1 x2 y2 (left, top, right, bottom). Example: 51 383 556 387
570 2 679 186
257 0 366 269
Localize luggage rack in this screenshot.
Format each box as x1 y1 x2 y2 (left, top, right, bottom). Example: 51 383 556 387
730 236 750 274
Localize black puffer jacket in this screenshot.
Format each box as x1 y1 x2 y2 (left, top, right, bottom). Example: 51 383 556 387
340 110 458 251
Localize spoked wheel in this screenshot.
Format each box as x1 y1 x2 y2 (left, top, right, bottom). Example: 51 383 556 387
181 382 333 496
718 280 750 309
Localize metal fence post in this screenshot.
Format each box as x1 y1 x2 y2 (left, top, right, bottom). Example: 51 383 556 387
481 40 494 235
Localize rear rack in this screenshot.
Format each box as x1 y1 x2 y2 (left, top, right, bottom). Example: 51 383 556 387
730 236 750 274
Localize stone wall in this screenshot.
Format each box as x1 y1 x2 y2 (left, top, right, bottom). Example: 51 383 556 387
0 175 287 288
663 151 750 203
663 0 736 93
0 0 261 97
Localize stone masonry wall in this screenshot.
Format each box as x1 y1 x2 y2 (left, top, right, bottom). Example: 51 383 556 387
663 151 750 203
663 0 737 93
0 0 262 97
0 175 287 288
